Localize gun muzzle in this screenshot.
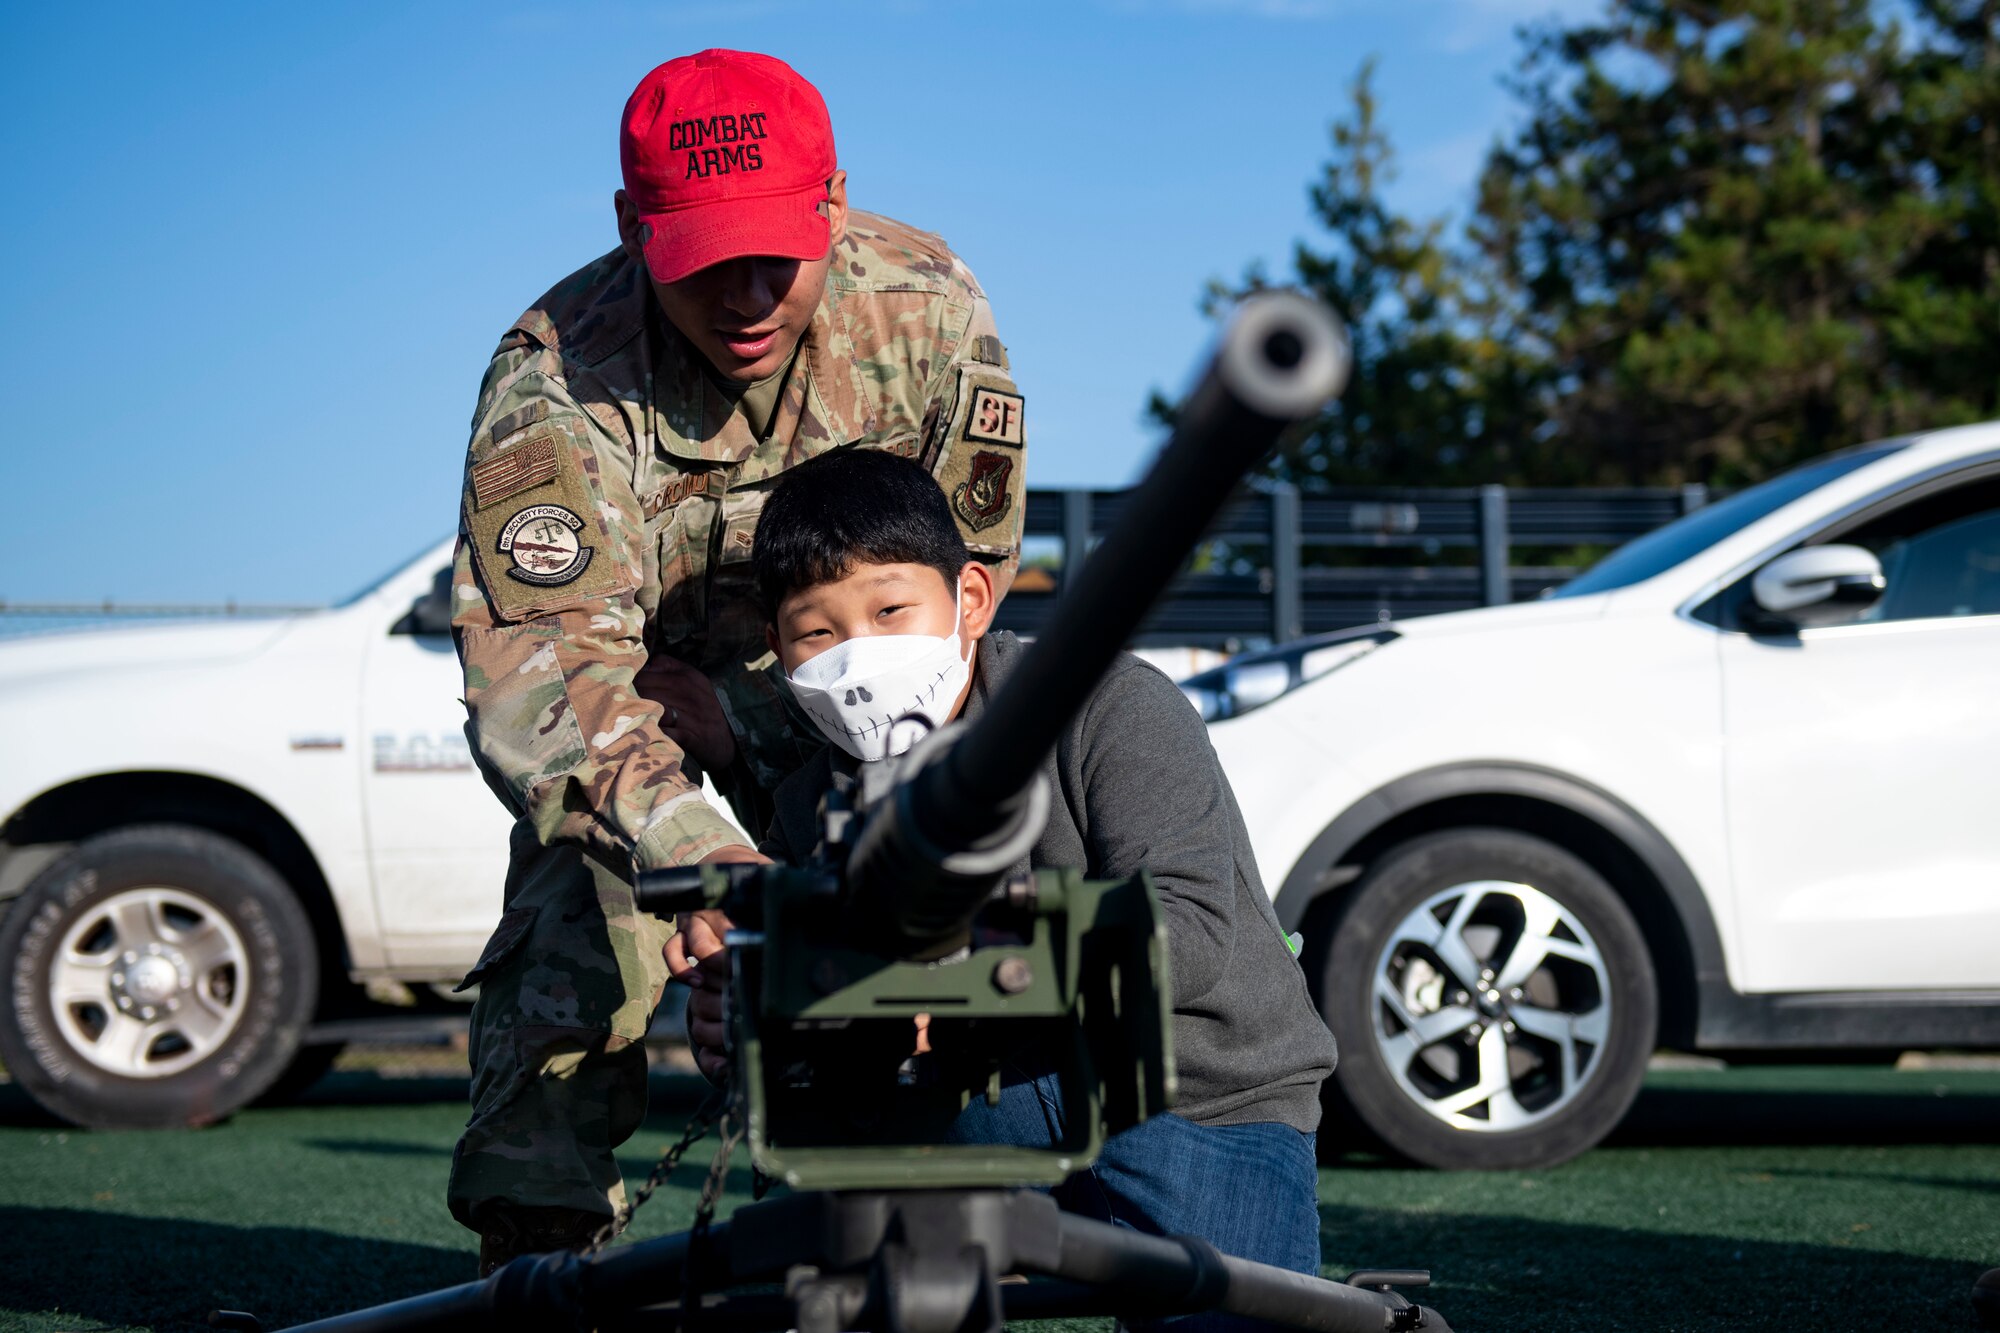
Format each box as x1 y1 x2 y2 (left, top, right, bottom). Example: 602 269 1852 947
848 290 1349 950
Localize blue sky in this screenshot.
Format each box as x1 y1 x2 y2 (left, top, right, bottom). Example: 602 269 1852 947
3 0 1589 605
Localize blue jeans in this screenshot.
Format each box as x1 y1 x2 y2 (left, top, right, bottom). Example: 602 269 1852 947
949 1065 1322 1331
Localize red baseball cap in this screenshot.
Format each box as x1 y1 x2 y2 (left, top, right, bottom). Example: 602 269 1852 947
620 50 838 285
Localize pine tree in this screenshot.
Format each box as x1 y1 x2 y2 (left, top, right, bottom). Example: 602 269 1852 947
1477 0 1996 484
1183 0 1997 488
1892 0 2000 426
1185 62 1551 490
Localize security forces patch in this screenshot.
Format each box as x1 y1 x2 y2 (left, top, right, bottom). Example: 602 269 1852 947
498 504 595 585
953 451 1015 533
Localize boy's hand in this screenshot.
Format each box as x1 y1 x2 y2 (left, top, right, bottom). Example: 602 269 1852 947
633 653 737 773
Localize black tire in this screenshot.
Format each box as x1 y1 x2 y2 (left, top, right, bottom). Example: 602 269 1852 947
1319 828 1656 1170
0 825 318 1128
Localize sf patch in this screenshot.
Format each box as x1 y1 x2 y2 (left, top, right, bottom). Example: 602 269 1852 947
934 370 1026 557
497 504 595 585
953 451 1015 533
964 386 1024 447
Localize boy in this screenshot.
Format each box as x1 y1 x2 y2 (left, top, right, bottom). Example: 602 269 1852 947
671 449 1338 1290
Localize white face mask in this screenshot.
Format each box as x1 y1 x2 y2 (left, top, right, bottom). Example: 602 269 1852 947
785 582 972 762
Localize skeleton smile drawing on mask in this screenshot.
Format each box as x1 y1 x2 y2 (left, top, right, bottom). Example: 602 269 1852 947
785 579 972 762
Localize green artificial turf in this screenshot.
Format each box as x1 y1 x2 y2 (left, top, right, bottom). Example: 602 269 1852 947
2 1062 1996 1332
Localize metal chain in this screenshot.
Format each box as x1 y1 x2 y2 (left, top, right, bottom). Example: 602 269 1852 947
582 1080 730 1255
681 1099 744 1333
692 1102 743 1232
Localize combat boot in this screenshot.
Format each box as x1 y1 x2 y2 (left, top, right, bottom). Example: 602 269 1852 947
474 1202 608 1277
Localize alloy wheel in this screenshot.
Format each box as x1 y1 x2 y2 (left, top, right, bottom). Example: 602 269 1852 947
1371 878 1611 1133
49 886 251 1078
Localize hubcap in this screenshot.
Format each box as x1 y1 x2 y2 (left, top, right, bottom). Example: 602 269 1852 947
49 887 250 1079
1370 879 1612 1133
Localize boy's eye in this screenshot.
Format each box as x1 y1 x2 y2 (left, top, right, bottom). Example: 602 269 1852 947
878 604 911 618
796 628 830 641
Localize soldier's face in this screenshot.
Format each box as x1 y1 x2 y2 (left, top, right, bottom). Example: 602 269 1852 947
622 173 850 383
654 251 832 382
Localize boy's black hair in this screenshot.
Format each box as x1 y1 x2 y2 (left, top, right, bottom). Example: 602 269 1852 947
753 449 970 619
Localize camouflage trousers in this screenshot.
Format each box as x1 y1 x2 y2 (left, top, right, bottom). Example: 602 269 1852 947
446 820 675 1229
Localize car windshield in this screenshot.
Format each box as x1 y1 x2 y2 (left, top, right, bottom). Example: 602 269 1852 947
1549 444 1907 598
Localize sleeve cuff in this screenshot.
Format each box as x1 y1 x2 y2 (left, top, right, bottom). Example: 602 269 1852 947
633 795 755 871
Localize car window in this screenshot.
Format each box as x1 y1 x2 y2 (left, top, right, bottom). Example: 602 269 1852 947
1550 445 1905 599
1844 478 2000 624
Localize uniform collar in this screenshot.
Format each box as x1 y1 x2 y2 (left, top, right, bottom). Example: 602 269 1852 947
559 249 650 369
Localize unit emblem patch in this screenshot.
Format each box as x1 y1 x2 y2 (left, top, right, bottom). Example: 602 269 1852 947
498 505 595 585
953 451 1015 533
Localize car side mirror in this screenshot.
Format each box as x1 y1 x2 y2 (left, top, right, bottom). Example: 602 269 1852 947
393 565 457 637
1749 545 1885 629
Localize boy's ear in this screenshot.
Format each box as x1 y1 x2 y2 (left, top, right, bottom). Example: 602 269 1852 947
959 561 996 644
765 624 781 660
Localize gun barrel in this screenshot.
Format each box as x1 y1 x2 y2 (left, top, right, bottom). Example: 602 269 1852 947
853 291 1347 945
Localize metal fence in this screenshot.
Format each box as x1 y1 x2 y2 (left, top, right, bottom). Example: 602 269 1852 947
992 482 1710 649
2 484 1708 650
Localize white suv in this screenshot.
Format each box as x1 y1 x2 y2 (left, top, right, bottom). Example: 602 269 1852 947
1184 422 2000 1169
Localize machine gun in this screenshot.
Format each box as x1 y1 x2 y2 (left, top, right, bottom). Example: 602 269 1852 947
242 291 1454 1333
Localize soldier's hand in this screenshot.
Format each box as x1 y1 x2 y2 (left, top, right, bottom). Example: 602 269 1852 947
633 653 738 774
665 846 771 989
665 908 734 991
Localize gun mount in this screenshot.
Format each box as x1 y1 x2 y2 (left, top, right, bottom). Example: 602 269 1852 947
632 289 1349 1191
251 292 1458 1333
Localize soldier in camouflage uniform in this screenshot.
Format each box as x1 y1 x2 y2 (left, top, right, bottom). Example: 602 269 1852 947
445 49 1026 1271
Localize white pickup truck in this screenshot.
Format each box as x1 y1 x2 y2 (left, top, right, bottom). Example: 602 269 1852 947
0 541 1210 1132
0 541 586 1127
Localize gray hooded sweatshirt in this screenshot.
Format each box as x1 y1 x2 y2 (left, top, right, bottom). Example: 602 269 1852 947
761 630 1337 1132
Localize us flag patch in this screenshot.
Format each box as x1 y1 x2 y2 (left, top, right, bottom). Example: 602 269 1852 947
472 436 561 509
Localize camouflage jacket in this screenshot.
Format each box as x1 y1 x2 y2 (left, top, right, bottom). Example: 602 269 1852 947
451 212 1025 872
